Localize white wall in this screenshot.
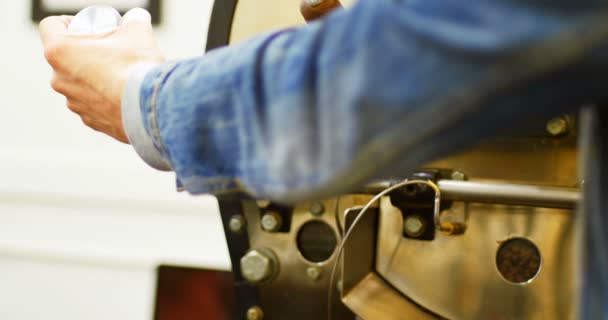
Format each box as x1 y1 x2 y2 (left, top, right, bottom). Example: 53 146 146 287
0 1 231 319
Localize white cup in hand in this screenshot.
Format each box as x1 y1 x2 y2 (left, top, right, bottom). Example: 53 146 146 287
68 5 121 35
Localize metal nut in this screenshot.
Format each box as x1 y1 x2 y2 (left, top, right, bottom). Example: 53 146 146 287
310 202 325 216
546 117 569 136
247 306 264 320
404 215 426 238
240 249 276 283
229 215 246 234
451 170 466 181
261 211 282 232
306 266 322 281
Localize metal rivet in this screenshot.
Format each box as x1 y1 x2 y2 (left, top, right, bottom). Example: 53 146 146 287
261 211 283 232
247 306 264 320
240 249 276 283
451 170 466 181
546 117 569 136
306 266 322 281
229 215 246 234
404 215 426 238
310 202 325 216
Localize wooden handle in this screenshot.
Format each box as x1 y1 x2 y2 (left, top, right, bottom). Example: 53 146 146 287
300 0 342 22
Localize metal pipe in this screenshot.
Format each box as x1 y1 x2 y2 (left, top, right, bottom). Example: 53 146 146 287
437 180 579 209
364 180 579 209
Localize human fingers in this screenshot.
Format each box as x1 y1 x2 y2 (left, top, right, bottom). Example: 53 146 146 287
121 8 152 26
39 16 71 46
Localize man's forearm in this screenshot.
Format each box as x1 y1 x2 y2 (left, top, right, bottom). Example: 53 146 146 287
124 0 608 200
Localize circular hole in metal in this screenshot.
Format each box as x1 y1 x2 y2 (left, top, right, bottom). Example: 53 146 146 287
496 237 542 284
297 220 337 263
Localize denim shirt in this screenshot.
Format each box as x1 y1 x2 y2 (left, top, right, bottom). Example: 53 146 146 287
122 0 608 202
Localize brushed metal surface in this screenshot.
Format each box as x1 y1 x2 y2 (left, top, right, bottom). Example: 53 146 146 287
230 0 355 44
427 137 578 187
342 273 441 320
376 197 577 320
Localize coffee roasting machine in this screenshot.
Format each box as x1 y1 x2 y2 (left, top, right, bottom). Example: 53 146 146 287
203 1 608 319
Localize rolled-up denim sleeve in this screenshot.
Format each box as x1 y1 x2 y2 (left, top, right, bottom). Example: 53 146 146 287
131 0 608 201
122 64 172 171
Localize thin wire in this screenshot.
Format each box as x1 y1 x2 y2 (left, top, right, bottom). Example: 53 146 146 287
333 195 343 236
327 179 441 320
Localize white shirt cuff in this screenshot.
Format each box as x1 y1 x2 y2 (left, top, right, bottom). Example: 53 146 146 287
121 64 172 171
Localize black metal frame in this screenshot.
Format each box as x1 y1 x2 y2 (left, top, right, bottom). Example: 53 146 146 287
205 0 239 51
31 0 162 25
216 195 261 319
205 1 264 318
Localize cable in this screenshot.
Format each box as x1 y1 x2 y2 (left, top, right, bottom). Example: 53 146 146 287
327 179 441 320
333 195 343 236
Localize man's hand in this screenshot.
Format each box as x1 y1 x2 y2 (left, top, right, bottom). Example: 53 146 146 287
40 8 165 143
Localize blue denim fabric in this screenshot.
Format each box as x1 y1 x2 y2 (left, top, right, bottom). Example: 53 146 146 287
137 0 608 201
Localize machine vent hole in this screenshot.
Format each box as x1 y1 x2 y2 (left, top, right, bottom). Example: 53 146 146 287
496 237 542 284
297 221 337 263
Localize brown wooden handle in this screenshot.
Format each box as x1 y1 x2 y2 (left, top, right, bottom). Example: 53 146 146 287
300 0 342 22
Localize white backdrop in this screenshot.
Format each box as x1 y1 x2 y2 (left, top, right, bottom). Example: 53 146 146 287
0 1 231 319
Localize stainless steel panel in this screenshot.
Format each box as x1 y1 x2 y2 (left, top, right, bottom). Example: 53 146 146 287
427 137 578 187
230 0 356 44
342 273 441 320
376 197 577 320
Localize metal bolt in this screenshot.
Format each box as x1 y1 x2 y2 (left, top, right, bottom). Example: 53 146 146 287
451 170 466 181
261 211 283 232
306 266 322 281
256 200 270 209
247 306 264 320
229 215 246 234
240 249 276 283
310 202 325 216
404 215 426 238
546 117 569 136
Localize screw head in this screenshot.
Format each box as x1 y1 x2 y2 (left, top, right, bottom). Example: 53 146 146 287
451 170 466 181
306 266 322 281
261 212 282 232
404 215 426 237
240 249 276 283
247 306 264 320
229 215 246 234
310 202 325 216
546 117 569 136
